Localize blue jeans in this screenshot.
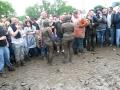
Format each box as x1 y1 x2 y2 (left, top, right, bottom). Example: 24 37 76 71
105 29 110 44
37 47 48 57
73 38 84 50
109 27 115 45
96 30 106 47
116 29 120 47
0 46 12 73
9 43 15 63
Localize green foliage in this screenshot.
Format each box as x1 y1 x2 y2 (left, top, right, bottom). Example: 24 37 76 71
57 5 76 15
42 0 51 13
51 0 76 15
25 0 76 17
0 0 14 18
25 4 40 18
112 2 120 7
18 16 25 21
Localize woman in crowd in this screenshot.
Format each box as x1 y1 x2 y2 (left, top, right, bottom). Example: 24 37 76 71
24 21 37 57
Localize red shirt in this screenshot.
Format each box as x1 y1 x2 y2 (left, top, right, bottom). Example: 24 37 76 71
73 27 85 38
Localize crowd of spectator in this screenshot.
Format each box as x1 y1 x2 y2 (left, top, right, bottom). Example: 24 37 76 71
0 6 120 77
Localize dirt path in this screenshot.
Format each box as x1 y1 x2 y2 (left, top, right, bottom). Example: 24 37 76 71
0 47 120 90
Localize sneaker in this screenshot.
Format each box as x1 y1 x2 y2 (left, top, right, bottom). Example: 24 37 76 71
8 66 15 72
20 61 25 66
61 50 64 53
57 50 60 53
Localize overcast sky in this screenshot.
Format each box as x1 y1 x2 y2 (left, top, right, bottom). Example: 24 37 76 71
5 0 120 16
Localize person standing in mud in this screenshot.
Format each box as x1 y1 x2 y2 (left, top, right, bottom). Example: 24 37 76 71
37 11 50 57
95 9 107 47
8 17 26 66
107 7 116 47
37 11 49 30
24 21 37 57
85 10 96 51
61 15 74 62
0 18 14 63
0 22 15 77
62 15 74 42
72 11 81 54
53 15 63 52
114 6 120 47
102 8 110 46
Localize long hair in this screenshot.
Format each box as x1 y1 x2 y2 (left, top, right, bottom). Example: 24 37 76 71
25 21 32 29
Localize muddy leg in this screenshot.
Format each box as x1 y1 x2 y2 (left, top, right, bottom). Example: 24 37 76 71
66 41 73 63
46 46 54 65
68 41 73 62
62 42 67 64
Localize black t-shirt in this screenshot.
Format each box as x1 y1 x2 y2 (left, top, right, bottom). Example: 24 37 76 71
10 24 21 39
54 21 63 38
33 22 40 30
0 27 7 47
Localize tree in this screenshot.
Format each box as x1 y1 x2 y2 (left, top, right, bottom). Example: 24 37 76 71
19 16 25 21
94 5 105 12
112 2 120 7
42 0 51 13
57 5 76 15
50 0 76 15
25 4 40 18
0 0 15 18
25 0 76 17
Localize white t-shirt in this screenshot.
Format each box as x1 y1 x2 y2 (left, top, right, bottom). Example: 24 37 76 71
8 26 24 45
107 14 112 28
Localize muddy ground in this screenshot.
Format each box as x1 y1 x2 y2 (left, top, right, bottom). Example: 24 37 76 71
0 47 120 90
